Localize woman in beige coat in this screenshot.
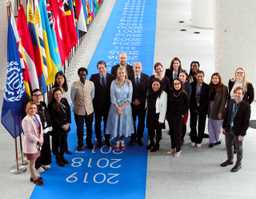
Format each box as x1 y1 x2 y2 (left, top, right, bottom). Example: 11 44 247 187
22 101 44 185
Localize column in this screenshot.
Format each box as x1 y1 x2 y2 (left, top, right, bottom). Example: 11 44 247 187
191 0 215 29
215 0 256 85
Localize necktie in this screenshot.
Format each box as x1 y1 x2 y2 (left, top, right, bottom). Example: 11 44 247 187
100 76 106 87
136 76 140 85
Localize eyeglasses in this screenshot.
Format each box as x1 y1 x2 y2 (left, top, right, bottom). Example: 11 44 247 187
32 93 42 96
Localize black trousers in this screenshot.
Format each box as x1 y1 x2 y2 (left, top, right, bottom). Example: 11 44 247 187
190 111 207 144
35 134 51 169
74 113 93 147
131 107 146 141
94 110 110 144
168 116 182 152
63 132 69 152
52 130 66 160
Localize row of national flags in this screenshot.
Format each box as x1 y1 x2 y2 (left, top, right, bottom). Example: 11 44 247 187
1 0 103 138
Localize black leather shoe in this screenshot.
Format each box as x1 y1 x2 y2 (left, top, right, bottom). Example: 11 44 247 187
62 158 69 164
147 143 154 150
208 143 214 148
220 160 233 167
104 139 111 147
231 164 241 172
65 151 72 155
150 144 159 152
77 146 84 151
87 143 93 149
95 142 102 148
128 140 136 146
57 161 65 167
214 141 221 146
137 139 144 146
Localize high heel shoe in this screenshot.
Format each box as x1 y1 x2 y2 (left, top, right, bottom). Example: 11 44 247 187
30 177 43 185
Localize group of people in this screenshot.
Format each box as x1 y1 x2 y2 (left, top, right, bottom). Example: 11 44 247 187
21 52 254 185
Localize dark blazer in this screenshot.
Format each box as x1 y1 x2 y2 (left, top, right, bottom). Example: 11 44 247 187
223 100 251 136
228 80 254 104
132 73 149 109
90 73 114 113
165 68 182 83
48 98 71 132
190 82 209 114
111 64 134 80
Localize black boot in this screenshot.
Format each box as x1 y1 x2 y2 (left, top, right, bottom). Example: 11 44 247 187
147 140 155 150
150 143 159 152
56 155 65 167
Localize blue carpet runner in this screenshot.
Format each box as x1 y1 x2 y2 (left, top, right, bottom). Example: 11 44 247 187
30 0 156 198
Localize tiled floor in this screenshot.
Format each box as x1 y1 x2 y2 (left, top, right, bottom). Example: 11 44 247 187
0 0 255 199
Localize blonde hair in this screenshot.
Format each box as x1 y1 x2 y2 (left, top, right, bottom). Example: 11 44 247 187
116 66 127 82
234 66 248 92
25 101 37 114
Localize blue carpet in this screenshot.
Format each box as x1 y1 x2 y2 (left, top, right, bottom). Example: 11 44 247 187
30 0 156 198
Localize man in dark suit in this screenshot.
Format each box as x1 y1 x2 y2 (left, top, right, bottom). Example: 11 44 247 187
189 70 209 148
111 52 134 80
221 86 251 172
129 62 149 146
90 60 114 147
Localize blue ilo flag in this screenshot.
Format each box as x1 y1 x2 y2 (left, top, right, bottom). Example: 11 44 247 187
1 15 27 138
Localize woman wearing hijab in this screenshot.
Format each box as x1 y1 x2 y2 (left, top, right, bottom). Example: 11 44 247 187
167 79 189 157
146 78 167 152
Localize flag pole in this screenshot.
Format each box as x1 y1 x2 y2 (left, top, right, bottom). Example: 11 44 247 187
19 135 28 165
10 137 26 174
6 0 26 174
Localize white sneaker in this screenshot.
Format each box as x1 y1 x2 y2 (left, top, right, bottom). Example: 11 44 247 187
42 165 51 170
191 142 196 147
167 149 175 156
196 144 202 148
175 151 182 157
37 167 45 173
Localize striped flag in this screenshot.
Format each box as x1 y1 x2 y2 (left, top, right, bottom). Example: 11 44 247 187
41 0 62 72
75 0 87 32
17 4 39 95
36 0 59 85
34 0 49 84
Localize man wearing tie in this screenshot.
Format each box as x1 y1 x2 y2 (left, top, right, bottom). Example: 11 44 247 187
111 52 134 80
90 61 114 147
129 62 149 145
